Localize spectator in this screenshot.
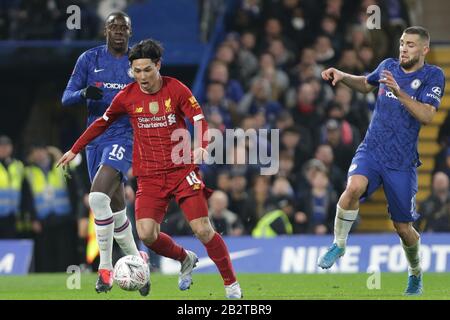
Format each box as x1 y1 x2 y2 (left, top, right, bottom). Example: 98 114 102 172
334 84 369 135
314 144 346 195
267 0 313 49
9 0 61 39
320 14 344 53
257 17 296 55
203 81 237 130
347 24 369 53
251 52 290 102
337 48 364 75
435 113 450 174
292 81 322 134
252 196 294 238
270 176 295 203
288 47 322 87
0 135 35 239
296 159 327 196
228 172 249 221
358 44 377 72
314 35 336 67
208 60 244 104
321 102 361 150
231 0 263 34
267 37 295 71
242 175 271 234
215 170 231 193
209 191 244 236
322 119 355 172
238 78 282 128
26 144 79 272
236 31 260 85
215 42 241 82
280 126 312 172
325 0 344 19
296 166 338 234
277 150 297 184
275 110 295 131
416 172 450 232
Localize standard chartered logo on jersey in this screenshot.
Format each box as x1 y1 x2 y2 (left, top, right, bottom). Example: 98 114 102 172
170 123 280 176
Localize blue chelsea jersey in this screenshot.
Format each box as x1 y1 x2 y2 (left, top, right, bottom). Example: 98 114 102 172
357 58 445 170
61 45 134 146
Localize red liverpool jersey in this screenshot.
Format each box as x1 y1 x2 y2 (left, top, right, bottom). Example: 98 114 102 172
72 76 208 176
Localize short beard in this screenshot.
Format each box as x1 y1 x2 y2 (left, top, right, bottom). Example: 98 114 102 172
400 56 420 70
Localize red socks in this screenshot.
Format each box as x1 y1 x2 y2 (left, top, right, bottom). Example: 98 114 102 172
147 231 237 286
147 232 187 262
204 233 237 285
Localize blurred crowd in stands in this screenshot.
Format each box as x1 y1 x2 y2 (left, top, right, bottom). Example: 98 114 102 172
1 0 449 272
0 0 139 40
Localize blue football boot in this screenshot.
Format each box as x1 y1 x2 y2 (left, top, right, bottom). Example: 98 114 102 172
404 273 423 296
318 243 345 269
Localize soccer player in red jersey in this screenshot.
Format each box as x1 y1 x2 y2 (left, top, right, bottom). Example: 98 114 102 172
57 39 242 298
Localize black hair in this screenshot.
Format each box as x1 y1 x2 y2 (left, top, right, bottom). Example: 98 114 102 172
128 39 164 64
105 11 131 24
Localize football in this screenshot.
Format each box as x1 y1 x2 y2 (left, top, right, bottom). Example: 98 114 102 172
113 255 150 291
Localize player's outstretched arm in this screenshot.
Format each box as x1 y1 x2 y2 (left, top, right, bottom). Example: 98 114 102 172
58 103 122 169
56 150 76 169
65 92 127 155
322 67 374 93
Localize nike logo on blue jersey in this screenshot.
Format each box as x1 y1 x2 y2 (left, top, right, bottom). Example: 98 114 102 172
94 68 104 73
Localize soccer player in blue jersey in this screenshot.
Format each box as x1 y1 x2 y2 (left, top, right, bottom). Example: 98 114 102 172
62 12 150 296
317 26 445 295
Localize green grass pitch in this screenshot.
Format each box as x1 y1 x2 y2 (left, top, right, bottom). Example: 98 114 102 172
0 273 449 300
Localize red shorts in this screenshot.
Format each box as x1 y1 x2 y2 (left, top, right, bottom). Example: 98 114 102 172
135 167 213 223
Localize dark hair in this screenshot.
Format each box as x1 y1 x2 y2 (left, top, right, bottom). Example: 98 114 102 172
105 11 131 24
0 135 12 145
404 26 430 43
128 39 164 64
282 126 300 136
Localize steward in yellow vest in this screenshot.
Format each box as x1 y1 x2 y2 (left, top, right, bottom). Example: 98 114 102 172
252 197 294 238
0 135 35 239
26 144 82 272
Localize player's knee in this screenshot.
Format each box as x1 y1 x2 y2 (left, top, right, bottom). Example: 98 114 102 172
393 222 411 238
193 226 214 243
345 183 365 199
190 217 215 242
139 232 159 246
88 192 111 219
137 225 159 246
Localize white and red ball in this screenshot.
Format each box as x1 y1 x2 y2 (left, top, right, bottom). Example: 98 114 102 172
113 255 150 291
